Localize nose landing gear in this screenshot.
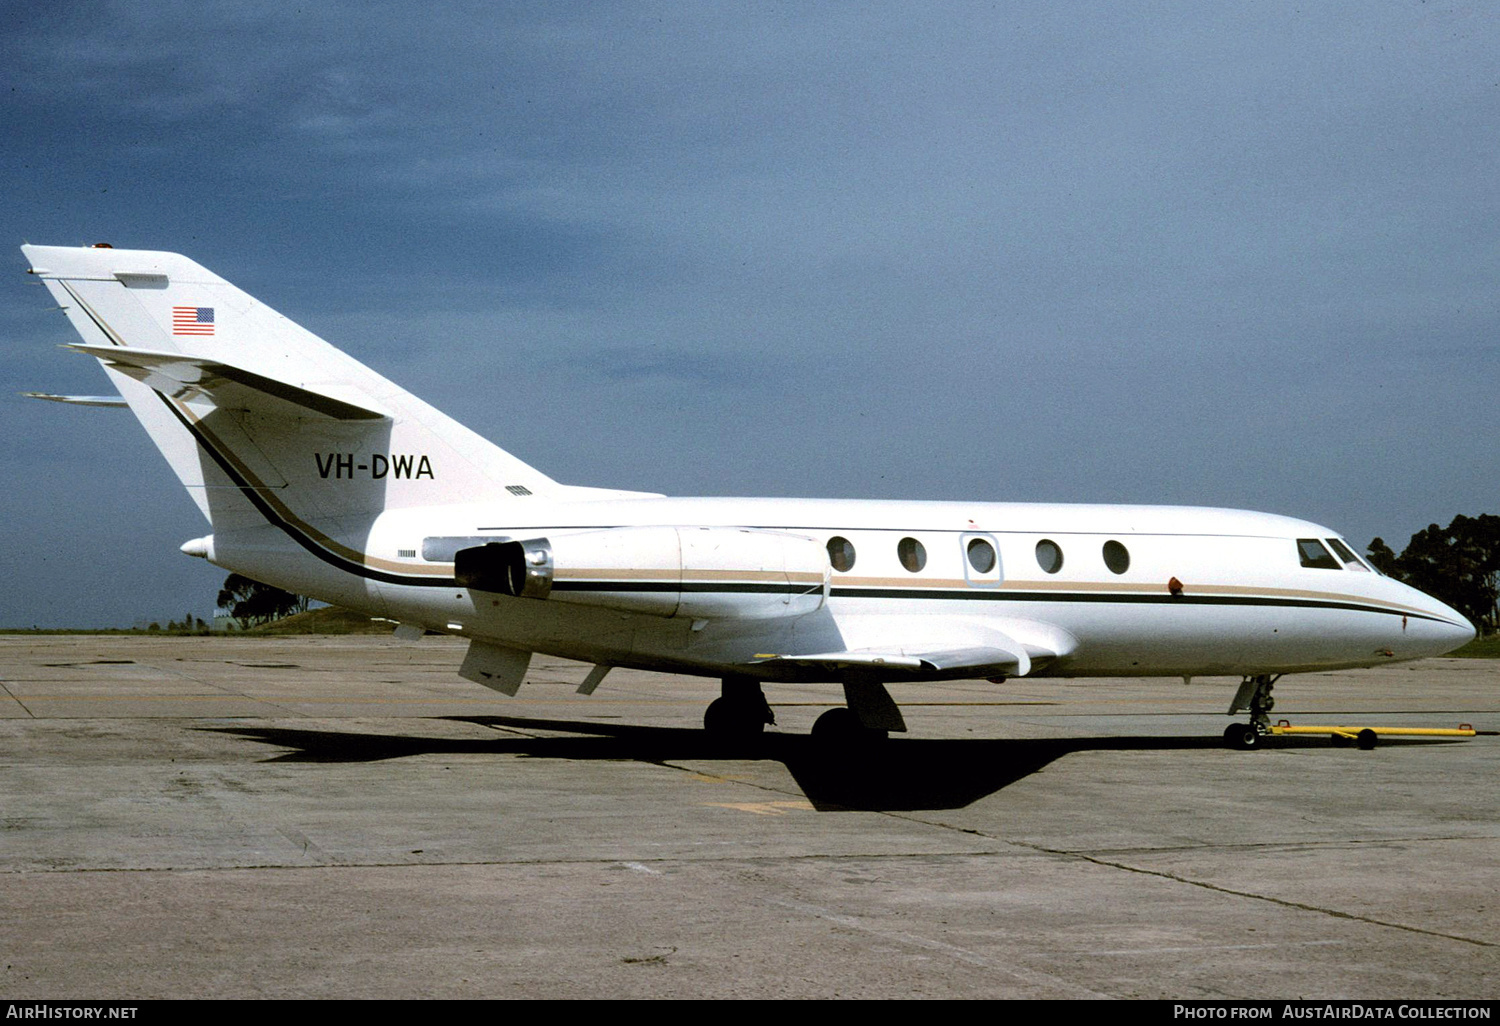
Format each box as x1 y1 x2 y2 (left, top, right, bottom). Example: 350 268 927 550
1225 673 1281 749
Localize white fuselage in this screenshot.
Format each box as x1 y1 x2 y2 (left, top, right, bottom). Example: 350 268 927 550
209 494 1474 683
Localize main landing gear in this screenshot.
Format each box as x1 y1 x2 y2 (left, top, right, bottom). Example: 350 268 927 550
811 680 907 747
1224 673 1280 750
701 677 910 748
703 675 775 741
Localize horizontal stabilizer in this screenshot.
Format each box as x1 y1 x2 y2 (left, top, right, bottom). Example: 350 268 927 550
66 344 388 422
23 392 128 408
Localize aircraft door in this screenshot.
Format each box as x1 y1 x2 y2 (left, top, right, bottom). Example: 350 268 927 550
960 532 1002 588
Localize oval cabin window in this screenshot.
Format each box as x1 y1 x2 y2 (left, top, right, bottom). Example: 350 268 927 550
1102 540 1130 575
1035 539 1064 574
827 536 856 573
967 538 996 574
897 537 927 573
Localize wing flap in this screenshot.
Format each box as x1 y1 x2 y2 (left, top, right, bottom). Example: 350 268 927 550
65 344 388 422
747 615 1081 681
752 643 1030 679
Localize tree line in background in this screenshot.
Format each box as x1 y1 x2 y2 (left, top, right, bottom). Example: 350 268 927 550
1367 514 1499 636
217 573 309 628
211 513 1498 638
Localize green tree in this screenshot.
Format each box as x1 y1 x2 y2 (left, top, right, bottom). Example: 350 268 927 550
217 573 308 628
1366 537 1399 575
1378 515 1500 635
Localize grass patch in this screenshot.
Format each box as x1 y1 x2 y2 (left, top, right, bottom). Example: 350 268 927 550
1449 633 1500 659
2 606 394 636
0 627 217 636
243 606 395 635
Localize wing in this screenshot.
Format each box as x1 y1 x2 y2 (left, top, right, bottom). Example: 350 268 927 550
747 617 1075 681
750 644 1030 679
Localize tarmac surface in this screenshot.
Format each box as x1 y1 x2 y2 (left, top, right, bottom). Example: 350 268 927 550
1 634 1495 1000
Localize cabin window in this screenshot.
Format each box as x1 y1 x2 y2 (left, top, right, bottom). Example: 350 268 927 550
1102 540 1130 575
1297 539 1341 570
1326 537 1371 572
898 537 927 573
1035 539 1064 574
827 536 856 572
967 538 997 574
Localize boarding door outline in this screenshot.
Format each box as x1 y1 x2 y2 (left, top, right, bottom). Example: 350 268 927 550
960 532 1002 588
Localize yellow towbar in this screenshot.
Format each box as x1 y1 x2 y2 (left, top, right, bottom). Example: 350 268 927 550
1270 720 1490 749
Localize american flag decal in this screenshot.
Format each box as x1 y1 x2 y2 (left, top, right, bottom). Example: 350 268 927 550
172 306 215 335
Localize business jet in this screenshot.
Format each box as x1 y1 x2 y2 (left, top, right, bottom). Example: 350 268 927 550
20 243 1475 748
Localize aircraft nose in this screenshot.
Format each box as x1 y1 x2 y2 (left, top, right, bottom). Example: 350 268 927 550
1443 612 1478 649
1411 594 1475 656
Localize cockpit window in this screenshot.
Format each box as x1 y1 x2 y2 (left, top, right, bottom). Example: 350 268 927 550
1325 538 1371 572
1297 538 1341 569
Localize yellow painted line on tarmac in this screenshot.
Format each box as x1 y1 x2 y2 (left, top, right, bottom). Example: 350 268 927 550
11 694 277 702
6 694 703 705
702 800 815 816
767 700 1060 708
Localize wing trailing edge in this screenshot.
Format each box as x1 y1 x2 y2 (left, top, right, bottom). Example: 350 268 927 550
748 615 1079 681
751 644 1030 679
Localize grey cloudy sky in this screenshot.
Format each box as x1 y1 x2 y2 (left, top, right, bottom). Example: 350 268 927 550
1 2 1496 627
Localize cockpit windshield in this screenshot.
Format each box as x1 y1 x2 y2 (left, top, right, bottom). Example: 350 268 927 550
1325 537 1372 572
1298 537 1375 572
1297 539 1340 569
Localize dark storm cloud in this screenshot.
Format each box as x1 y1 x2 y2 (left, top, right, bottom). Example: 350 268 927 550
2 1 1497 625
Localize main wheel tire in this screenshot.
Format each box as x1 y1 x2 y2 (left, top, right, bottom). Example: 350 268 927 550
812 707 888 746
1223 723 1259 749
811 707 856 740
704 697 765 739
1356 728 1378 750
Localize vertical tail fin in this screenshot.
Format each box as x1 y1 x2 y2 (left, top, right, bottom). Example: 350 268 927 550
23 244 561 532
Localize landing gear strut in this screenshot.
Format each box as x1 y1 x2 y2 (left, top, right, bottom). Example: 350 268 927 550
1224 673 1280 750
811 680 906 747
703 675 774 740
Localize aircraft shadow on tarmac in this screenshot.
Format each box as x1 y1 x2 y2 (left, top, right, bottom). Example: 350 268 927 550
196 717 1404 812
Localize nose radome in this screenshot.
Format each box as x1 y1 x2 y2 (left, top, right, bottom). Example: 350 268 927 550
1417 595 1476 655
1444 613 1477 650
1383 577 1475 659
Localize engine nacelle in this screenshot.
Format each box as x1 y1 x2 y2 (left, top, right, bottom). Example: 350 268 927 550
455 526 829 620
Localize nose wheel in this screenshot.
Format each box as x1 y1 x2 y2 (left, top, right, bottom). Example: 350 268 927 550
1223 722 1259 749
1225 673 1280 749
